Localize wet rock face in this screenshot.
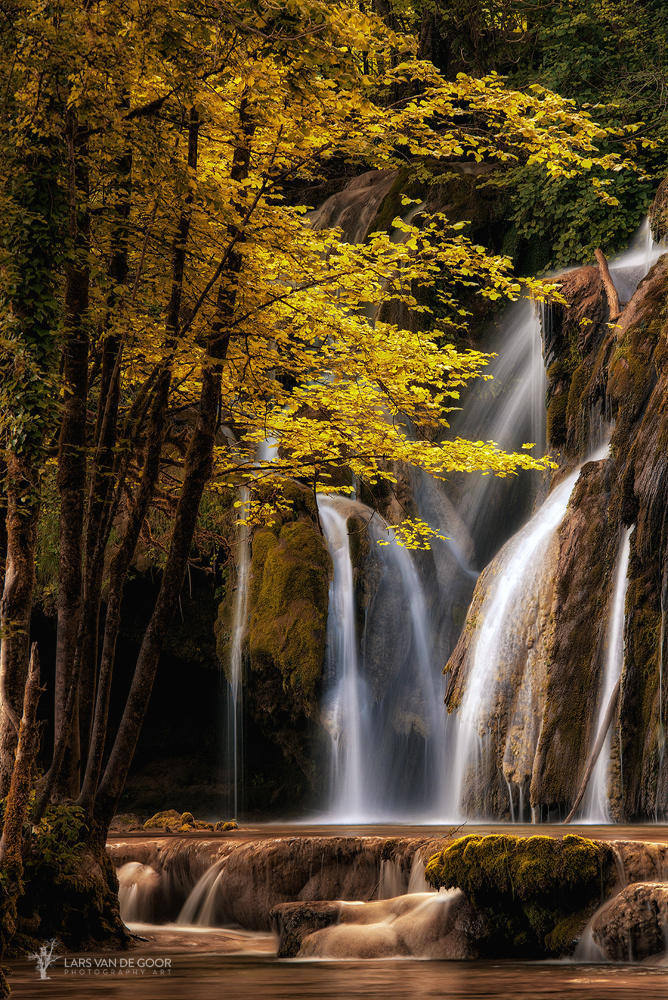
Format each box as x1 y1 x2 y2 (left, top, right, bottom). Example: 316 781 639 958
650 178 668 243
592 882 668 961
530 458 619 814
308 169 398 244
270 900 342 957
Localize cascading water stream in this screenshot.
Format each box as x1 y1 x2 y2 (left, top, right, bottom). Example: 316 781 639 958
609 218 666 303
317 495 449 820
318 497 366 820
450 299 548 569
364 515 449 816
225 437 279 817
580 527 633 823
446 443 610 820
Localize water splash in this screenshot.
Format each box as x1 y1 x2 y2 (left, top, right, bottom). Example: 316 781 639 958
117 862 161 924
580 527 633 823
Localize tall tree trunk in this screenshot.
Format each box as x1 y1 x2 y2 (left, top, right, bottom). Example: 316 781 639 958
77 370 170 811
0 459 7 602
54 112 90 798
94 360 222 829
0 456 40 797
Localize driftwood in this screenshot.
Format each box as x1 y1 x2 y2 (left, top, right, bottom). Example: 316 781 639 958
595 248 621 322
564 678 620 824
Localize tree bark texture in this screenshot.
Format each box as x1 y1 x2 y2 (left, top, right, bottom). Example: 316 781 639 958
54 111 90 797
0 455 39 798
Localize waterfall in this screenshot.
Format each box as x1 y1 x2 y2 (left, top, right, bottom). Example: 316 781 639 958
580 527 633 823
452 299 547 569
317 495 449 820
318 497 366 820
608 218 666 303
446 443 610 820
364 514 449 816
117 862 161 924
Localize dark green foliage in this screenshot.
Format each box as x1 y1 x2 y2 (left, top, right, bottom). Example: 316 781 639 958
387 0 668 270
504 0 668 269
425 834 616 957
0 152 64 463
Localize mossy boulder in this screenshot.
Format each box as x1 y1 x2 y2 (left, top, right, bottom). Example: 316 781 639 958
143 809 193 832
425 834 616 957
214 820 238 831
109 813 143 833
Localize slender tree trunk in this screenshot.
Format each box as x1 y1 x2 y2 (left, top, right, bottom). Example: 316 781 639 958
54 112 90 798
0 645 42 866
0 644 41 999
0 460 7 602
0 456 40 797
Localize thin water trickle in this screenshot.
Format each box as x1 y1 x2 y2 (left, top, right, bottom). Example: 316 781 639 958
609 218 666 303
227 486 250 819
581 528 633 823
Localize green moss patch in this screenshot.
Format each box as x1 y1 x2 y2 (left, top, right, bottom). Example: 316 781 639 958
249 519 331 714
425 834 615 957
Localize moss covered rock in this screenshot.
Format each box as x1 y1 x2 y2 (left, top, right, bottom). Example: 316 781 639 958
425 834 616 957
143 809 183 832
249 519 331 712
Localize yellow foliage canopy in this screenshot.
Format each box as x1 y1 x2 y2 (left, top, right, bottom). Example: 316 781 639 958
2 0 631 544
